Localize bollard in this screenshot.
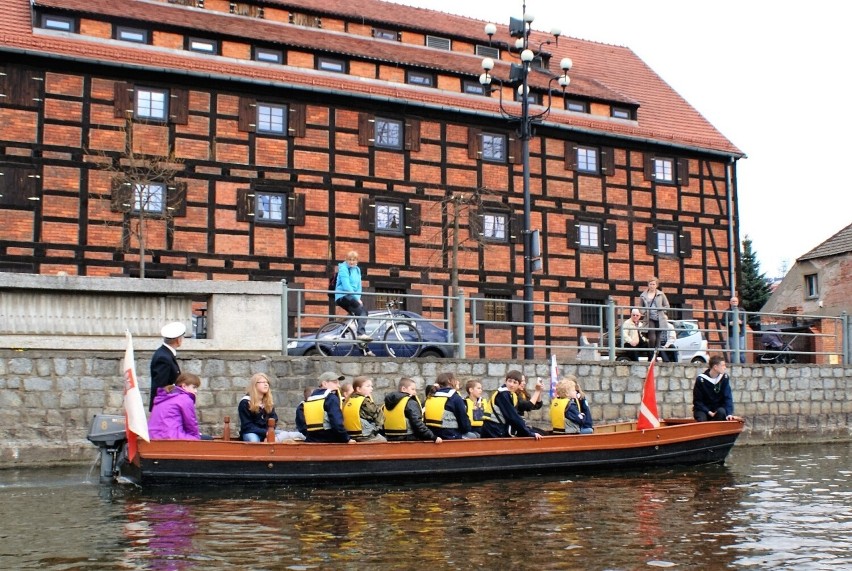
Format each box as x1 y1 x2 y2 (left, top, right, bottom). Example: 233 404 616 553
266 417 276 443
222 416 231 441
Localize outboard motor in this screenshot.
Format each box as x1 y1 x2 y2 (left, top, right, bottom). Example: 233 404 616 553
87 414 127 484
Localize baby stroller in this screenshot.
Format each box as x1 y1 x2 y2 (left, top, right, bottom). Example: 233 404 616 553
759 329 797 364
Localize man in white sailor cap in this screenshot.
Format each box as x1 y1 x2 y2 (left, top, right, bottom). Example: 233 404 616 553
149 321 186 411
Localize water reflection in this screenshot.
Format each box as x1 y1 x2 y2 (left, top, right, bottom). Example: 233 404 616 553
0 442 849 570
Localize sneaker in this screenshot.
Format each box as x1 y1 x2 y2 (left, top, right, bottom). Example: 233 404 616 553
356 334 373 342
363 350 376 357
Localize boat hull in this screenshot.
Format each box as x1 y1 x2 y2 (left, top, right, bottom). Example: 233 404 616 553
122 420 743 485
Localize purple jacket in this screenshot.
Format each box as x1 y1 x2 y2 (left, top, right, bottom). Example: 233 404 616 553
148 386 200 440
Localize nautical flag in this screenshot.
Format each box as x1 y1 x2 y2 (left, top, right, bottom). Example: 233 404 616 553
549 354 559 399
123 331 149 460
637 359 660 430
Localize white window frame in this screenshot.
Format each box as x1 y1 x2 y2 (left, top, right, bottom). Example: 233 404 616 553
374 118 403 150
805 274 819 298
578 222 600 249
135 87 168 120
657 229 676 255
654 158 674 183
133 183 165 214
375 202 403 235
577 146 599 173
481 212 508 242
481 133 506 162
255 191 286 224
256 103 287 134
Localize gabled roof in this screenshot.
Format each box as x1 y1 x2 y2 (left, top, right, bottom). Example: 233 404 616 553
798 222 852 261
4 0 744 156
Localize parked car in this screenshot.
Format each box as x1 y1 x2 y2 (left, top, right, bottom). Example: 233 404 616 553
287 309 455 358
600 319 709 364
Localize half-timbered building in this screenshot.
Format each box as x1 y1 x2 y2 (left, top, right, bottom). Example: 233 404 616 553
0 0 744 353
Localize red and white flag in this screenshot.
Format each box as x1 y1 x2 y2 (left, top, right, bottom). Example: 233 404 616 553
123 331 149 460
637 359 660 430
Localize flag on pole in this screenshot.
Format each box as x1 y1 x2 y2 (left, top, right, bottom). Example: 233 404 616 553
123 331 149 460
637 359 660 430
549 354 559 399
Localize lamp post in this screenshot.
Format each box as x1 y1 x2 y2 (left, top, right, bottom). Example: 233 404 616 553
480 2 570 359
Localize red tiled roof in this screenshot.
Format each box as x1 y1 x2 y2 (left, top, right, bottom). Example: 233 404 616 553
7 0 741 155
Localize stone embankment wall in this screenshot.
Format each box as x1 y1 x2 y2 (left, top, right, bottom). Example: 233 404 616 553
1 350 850 467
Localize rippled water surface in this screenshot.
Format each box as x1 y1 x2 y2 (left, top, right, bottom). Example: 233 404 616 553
1 442 850 570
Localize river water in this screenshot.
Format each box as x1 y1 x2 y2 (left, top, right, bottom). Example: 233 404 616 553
1 442 850 570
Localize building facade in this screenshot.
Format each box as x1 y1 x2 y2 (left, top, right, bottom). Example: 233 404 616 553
0 0 744 354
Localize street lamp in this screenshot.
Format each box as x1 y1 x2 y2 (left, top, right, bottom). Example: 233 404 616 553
480 2 570 359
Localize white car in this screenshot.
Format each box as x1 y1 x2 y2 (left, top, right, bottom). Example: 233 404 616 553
606 318 709 364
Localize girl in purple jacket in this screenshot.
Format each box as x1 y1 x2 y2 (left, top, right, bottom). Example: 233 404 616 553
148 373 202 440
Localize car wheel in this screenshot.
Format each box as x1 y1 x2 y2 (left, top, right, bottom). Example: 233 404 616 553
615 355 632 362
418 349 442 358
690 356 707 364
303 348 320 357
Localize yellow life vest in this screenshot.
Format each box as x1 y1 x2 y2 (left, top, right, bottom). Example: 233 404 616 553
343 394 370 436
465 396 493 427
551 397 569 432
383 394 420 436
303 390 331 432
486 387 518 425
423 389 458 429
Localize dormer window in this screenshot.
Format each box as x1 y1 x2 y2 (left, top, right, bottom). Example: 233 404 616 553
612 107 632 119
188 37 218 54
41 14 75 32
318 57 346 73
373 28 398 41
116 26 148 44
566 99 587 113
254 47 283 64
407 71 434 87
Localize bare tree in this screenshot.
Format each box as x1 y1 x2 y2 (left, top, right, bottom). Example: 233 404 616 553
88 118 185 278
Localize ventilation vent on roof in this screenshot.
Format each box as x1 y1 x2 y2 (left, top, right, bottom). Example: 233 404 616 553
426 36 451 51
475 45 500 59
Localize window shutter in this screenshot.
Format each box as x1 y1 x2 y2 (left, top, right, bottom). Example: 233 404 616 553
358 113 374 147
404 202 421 235
114 81 133 118
288 192 306 226
404 118 421 151
510 295 524 324
0 166 39 207
405 289 423 315
288 103 307 137
566 219 579 248
359 197 375 231
467 128 481 159
568 298 581 325
238 97 256 132
3 66 41 108
643 154 655 181
678 230 692 258
469 209 483 240
601 147 615 175
564 140 577 170
507 134 522 164
676 158 690 185
509 212 523 244
602 223 617 252
236 188 254 222
166 182 187 217
110 178 132 212
646 227 658 255
169 89 189 125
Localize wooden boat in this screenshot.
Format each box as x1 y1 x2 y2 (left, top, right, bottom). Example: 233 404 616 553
88 415 744 485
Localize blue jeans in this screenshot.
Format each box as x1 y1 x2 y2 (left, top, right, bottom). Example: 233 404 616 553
242 432 263 442
727 335 746 364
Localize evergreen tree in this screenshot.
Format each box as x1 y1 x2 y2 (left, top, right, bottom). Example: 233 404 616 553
739 236 772 312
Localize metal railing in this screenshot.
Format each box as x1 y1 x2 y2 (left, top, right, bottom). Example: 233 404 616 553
280 282 851 365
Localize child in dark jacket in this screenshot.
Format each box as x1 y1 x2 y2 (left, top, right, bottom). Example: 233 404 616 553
238 373 279 442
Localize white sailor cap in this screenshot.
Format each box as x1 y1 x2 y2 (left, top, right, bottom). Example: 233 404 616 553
161 322 187 339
